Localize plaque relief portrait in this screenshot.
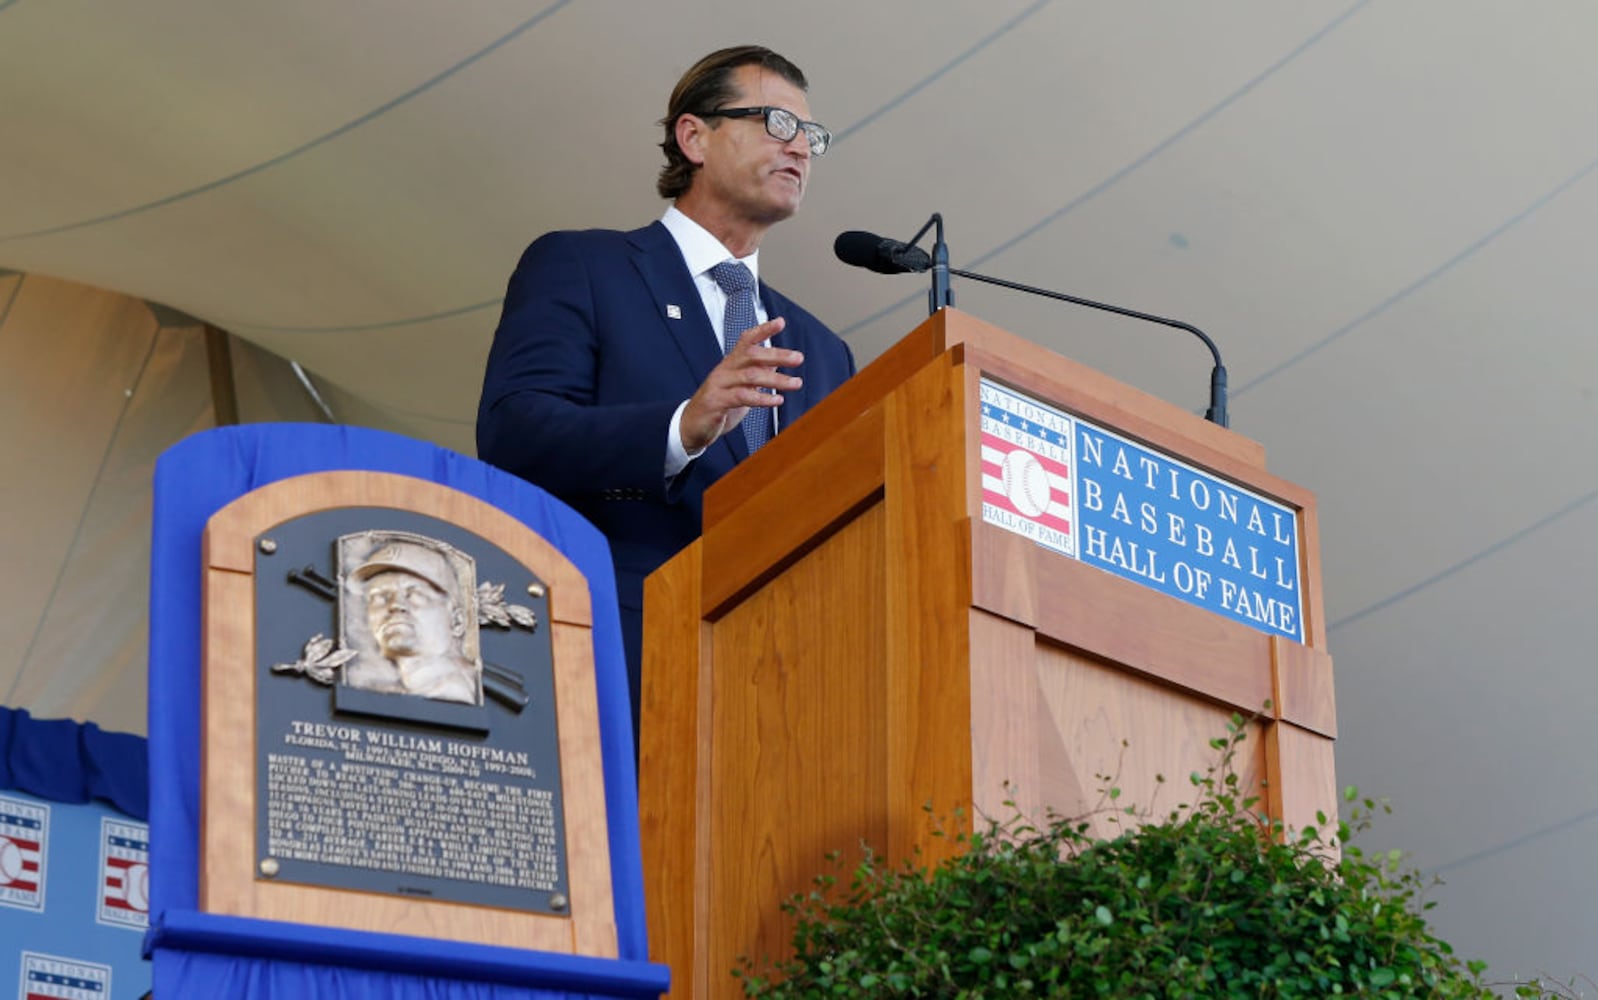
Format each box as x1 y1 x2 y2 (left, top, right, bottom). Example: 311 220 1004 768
338 531 483 706
250 502 563 915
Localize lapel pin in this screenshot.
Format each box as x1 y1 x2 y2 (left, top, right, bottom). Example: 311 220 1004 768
666 304 682 320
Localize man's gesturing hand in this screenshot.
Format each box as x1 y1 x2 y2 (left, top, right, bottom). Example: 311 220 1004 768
681 317 804 453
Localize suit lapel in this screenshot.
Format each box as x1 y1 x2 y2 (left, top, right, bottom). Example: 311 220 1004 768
628 222 750 466
628 223 721 383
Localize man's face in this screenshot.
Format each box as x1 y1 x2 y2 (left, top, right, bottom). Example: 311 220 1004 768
364 570 455 660
690 64 814 226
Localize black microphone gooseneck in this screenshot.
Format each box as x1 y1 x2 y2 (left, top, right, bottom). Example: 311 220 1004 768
902 213 953 313
833 222 1229 427
945 266 1229 429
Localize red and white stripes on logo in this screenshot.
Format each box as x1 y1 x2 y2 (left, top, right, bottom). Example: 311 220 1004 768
0 833 41 891
980 431 1073 535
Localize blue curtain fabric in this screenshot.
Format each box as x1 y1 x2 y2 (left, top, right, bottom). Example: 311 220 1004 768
0 707 147 819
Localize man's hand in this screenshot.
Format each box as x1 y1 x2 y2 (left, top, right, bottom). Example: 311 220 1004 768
681 317 804 453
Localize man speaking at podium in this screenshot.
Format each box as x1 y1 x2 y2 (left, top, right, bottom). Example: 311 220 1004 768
477 45 856 737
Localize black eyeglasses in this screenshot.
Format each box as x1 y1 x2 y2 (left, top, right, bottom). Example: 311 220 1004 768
692 106 832 157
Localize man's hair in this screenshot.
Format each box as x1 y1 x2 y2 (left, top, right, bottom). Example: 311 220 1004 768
657 45 809 200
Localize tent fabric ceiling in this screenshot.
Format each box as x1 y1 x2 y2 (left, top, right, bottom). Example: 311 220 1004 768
2 0 1594 980
0 273 324 733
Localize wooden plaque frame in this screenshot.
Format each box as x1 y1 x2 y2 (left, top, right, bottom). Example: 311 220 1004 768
200 470 618 956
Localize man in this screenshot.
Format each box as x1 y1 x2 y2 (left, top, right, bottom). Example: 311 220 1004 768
476 46 855 733
346 540 481 706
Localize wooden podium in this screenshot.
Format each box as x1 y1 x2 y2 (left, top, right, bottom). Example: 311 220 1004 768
639 309 1336 998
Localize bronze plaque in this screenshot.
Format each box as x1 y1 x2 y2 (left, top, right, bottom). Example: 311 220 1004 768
252 508 569 915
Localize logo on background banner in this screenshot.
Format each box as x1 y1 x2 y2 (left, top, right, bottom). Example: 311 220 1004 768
18 953 110 1000
0 796 49 912
979 381 1076 558
96 819 149 929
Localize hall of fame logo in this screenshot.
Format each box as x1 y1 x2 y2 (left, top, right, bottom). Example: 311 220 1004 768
0 795 48 912
18 953 110 1000
96 818 149 929
976 376 1305 642
979 380 1076 558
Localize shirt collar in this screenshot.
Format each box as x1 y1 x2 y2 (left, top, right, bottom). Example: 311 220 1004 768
662 205 760 285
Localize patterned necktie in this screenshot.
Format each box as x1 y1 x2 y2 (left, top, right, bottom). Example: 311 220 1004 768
708 260 770 453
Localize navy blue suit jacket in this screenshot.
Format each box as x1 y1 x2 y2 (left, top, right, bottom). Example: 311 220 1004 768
477 221 856 621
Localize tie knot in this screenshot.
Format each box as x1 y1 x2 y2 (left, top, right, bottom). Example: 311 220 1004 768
709 260 755 295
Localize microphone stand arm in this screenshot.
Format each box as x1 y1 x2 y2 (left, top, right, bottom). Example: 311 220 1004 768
905 213 954 314
947 266 1229 428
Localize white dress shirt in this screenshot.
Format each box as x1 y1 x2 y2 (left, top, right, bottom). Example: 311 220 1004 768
659 205 773 477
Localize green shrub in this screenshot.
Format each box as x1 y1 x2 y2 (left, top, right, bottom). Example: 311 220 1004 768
738 720 1564 998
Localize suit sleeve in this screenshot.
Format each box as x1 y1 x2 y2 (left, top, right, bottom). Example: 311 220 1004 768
476 233 680 500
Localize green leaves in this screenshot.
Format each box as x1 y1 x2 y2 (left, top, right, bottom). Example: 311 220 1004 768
738 727 1564 999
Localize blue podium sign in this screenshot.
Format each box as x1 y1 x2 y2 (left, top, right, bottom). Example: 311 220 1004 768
980 379 1304 642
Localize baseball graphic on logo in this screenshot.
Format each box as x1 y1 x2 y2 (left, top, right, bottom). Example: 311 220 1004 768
0 836 21 884
1000 449 1051 517
125 862 151 911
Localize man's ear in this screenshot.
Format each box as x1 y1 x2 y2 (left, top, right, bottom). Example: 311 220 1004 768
676 113 710 167
450 605 466 638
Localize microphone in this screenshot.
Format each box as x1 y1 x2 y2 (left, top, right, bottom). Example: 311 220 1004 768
833 231 931 275
835 220 1230 427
